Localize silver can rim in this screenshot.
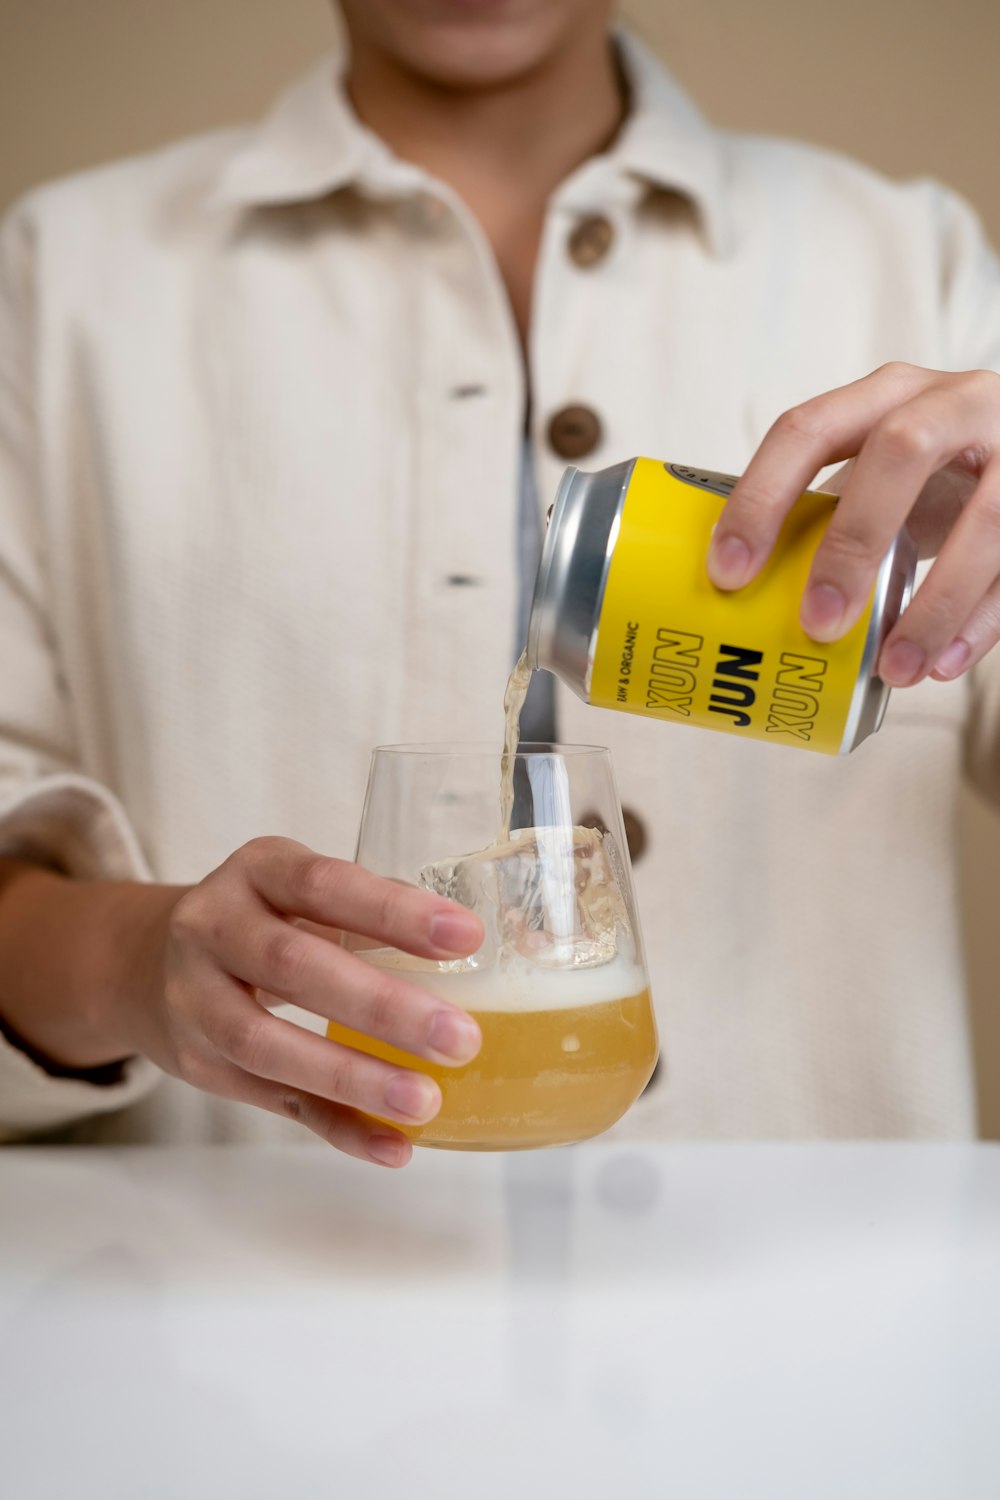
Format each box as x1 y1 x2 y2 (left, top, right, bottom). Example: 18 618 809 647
837 525 918 753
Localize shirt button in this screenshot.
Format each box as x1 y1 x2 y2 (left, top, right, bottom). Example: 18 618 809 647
568 214 614 268
585 807 648 864
547 404 602 460
621 807 647 864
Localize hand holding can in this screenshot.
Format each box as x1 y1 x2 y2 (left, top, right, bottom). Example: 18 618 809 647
527 457 916 754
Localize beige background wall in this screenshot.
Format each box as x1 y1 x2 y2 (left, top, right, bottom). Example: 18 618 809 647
1 0 998 1132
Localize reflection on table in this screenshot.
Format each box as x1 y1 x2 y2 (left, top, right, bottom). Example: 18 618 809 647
1 1143 998 1500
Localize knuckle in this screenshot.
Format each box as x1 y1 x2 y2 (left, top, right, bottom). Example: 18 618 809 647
725 481 773 525
966 367 1000 402
219 1010 273 1073
278 1088 306 1123
261 929 309 992
237 835 280 866
294 854 338 911
370 879 409 937
875 412 939 466
772 401 827 445
173 897 231 954
819 525 880 570
168 890 209 947
172 1044 202 1084
326 1049 363 1107
364 976 404 1040
876 360 915 382
175 1046 215 1092
223 839 265 881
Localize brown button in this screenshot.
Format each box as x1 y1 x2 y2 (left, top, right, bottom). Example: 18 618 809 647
568 214 614 268
621 807 647 864
580 807 647 864
547 404 602 460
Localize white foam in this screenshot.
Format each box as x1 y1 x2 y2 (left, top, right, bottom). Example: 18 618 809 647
359 948 648 1013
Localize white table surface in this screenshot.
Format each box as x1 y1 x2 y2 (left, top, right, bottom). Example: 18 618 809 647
1 1142 998 1500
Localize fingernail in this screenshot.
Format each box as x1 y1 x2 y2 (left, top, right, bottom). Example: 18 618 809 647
368 1133 410 1168
801 582 846 640
427 1009 481 1064
880 639 927 687
384 1070 440 1123
430 907 481 955
708 534 751 588
933 638 971 680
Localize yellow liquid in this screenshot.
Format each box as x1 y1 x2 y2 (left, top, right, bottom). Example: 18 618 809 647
327 981 658 1152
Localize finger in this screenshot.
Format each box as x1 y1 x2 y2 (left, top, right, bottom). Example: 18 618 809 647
200 1058 412 1168
901 459 978 560
929 571 1000 682
290 917 342 944
210 911 481 1064
200 992 444 1127
707 363 934 588
802 376 1000 642
234 837 483 959
879 458 1000 685
826 455 975 557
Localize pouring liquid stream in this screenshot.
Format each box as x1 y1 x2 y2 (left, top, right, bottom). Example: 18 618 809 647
498 648 533 839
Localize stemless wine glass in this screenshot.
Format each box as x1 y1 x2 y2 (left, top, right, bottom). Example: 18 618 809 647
327 744 658 1150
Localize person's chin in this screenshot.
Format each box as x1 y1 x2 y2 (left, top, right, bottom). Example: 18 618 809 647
401 0 531 17
411 57 538 88
374 0 567 88
398 26 555 88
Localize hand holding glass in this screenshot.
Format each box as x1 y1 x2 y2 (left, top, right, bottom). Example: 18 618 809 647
329 745 658 1150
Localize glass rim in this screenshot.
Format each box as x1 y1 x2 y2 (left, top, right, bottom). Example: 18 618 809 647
370 741 612 759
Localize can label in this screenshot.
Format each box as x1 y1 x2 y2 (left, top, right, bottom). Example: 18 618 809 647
588 459 878 753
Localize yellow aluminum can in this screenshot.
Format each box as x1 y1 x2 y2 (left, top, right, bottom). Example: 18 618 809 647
527 458 916 754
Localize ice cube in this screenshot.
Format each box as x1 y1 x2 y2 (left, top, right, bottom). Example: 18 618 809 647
418 825 631 970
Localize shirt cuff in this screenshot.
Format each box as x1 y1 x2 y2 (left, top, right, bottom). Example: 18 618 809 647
0 1032 160 1141
0 771 153 881
0 772 162 1139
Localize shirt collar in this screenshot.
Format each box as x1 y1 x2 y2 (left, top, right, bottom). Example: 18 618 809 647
211 31 732 256
607 33 732 256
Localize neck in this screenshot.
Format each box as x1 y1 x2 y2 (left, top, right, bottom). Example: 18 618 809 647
344 27 624 205
343 25 624 346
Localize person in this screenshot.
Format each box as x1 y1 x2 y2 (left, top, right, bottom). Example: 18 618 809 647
1 0 998 1157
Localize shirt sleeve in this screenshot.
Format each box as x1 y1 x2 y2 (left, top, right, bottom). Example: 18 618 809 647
0 203 161 1138
925 184 1000 807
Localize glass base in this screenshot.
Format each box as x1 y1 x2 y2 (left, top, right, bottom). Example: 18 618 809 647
414 1132 599 1153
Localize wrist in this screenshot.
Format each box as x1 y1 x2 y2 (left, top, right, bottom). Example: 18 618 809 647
0 863 188 1070
88 880 189 1061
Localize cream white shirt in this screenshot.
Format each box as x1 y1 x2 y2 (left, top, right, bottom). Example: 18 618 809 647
2 35 999 1144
